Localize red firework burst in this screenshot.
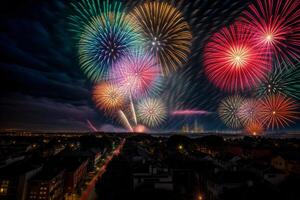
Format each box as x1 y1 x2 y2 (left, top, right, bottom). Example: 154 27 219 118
240 0 300 64
204 23 271 91
258 94 298 129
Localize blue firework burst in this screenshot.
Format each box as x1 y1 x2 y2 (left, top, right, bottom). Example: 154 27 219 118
70 0 143 82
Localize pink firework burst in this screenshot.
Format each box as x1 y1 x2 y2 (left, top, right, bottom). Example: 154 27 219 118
237 98 261 126
240 0 300 64
171 110 211 116
204 22 272 92
110 50 162 99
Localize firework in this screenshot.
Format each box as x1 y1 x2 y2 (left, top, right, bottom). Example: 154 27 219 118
237 99 261 126
258 94 298 129
110 49 162 99
256 62 300 100
118 110 133 132
240 0 300 64
92 82 125 114
245 122 264 136
137 98 167 127
130 2 192 75
204 23 271 91
171 110 211 116
218 95 245 128
72 0 142 82
130 97 138 126
133 124 147 133
86 120 98 132
69 0 108 35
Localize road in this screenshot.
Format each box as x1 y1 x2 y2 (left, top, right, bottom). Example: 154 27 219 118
80 139 126 200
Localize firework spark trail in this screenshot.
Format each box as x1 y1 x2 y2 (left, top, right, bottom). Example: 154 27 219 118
86 120 98 132
130 95 138 126
118 110 133 132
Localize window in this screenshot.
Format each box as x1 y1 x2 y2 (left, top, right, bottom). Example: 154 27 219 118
0 180 9 195
0 187 8 194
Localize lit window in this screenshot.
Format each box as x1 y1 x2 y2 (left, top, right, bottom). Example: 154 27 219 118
0 188 5 193
0 181 8 195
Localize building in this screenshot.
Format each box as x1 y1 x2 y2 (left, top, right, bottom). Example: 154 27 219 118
133 165 173 191
63 149 102 171
271 156 286 171
271 154 300 174
181 120 204 134
263 168 286 185
63 157 89 195
40 145 65 158
27 168 65 200
85 149 102 170
206 171 256 200
0 160 42 200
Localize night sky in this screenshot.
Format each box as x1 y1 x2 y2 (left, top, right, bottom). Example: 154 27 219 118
0 0 298 132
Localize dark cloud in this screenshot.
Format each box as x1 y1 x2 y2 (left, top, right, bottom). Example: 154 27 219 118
0 63 89 102
0 93 100 131
0 0 102 131
99 124 127 133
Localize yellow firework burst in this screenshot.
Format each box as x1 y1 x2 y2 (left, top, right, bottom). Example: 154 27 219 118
130 2 192 75
218 95 245 129
92 82 125 114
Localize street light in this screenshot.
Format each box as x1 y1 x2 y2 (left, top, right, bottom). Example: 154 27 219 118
198 194 203 200
178 144 184 150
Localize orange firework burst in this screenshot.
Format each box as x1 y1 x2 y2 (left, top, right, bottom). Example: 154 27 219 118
258 94 298 129
92 82 125 114
130 2 192 75
133 124 147 133
246 122 264 136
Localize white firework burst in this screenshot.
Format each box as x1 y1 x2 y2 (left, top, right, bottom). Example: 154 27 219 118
137 98 167 127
